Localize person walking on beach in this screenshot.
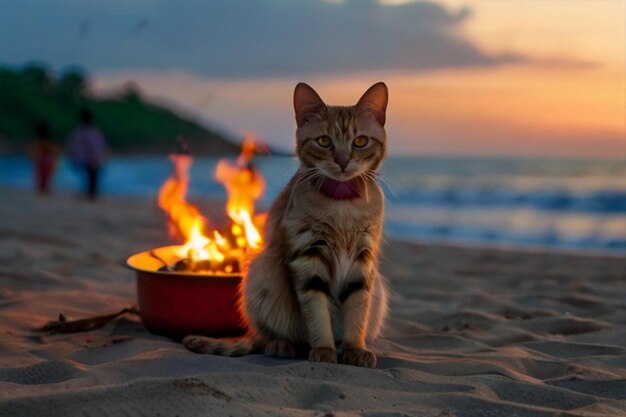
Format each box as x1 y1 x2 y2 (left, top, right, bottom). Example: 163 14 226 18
67 109 107 200
30 121 60 195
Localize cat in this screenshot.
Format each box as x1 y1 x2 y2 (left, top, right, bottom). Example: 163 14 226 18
183 82 389 368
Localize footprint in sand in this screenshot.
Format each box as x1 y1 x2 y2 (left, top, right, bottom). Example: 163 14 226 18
517 316 609 337
550 378 626 400
522 340 624 359
0 359 83 385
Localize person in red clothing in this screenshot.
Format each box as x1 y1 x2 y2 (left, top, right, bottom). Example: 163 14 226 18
30 121 60 195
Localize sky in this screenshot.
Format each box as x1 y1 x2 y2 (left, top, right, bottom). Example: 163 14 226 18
1 0 624 157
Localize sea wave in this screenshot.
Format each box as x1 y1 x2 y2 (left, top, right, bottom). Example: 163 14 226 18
387 187 626 214
2 155 625 253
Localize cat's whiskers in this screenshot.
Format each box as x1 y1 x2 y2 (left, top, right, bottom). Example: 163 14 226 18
286 168 320 209
374 174 398 200
361 169 396 200
355 173 370 203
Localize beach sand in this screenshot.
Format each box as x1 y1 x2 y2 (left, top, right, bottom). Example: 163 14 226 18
0 187 625 416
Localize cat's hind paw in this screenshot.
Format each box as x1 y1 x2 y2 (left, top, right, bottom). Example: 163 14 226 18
181 335 254 356
264 339 296 358
182 335 214 354
340 348 376 368
308 347 337 363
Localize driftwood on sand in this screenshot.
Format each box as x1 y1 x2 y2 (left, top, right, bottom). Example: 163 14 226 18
37 307 139 334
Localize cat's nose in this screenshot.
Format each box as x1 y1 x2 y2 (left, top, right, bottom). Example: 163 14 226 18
334 154 350 172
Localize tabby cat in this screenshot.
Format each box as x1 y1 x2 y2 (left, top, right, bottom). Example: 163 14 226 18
183 82 389 368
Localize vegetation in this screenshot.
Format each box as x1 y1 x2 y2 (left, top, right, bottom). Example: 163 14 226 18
0 64 240 155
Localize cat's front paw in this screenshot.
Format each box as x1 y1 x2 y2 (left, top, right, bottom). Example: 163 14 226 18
340 348 377 368
308 347 337 363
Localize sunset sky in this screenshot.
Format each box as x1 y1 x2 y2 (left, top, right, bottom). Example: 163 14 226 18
2 0 624 157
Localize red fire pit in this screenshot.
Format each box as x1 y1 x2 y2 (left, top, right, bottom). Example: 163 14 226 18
126 245 247 339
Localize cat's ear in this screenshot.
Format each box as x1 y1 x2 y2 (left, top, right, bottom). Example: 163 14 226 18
294 83 327 127
356 82 388 126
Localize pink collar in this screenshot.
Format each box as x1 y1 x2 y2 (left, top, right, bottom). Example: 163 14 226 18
314 177 362 200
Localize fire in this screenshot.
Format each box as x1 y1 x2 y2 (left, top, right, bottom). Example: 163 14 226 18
215 140 265 249
157 138 265 273
157 154 207 244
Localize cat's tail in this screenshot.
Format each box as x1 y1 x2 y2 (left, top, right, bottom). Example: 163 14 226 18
182 333 264 357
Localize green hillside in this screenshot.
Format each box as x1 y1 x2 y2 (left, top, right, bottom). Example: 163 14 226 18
0 64 240 155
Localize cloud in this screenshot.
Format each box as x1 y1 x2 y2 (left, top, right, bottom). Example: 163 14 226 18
0 0 521 77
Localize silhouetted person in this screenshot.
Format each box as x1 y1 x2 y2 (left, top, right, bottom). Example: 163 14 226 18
30 121 59 195
67 109 107 200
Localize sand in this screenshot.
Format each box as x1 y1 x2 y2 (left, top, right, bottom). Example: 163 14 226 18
0 187 625 416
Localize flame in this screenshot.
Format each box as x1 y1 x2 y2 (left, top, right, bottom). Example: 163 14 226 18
158 154 207 243
215 138 265 249
157 138 265 273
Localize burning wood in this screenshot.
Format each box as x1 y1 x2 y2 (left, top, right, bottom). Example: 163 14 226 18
156 137 265 274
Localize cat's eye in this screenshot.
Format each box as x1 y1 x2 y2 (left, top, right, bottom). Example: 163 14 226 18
316 136 332 148
353 136 369 148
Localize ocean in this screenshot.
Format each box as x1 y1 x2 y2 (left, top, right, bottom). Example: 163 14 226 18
2 155 626 254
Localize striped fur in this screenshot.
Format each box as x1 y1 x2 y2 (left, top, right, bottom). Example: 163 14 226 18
184 83 389 367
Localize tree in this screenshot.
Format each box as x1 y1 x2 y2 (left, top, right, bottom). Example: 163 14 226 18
21 63 53 94
56 67 87 104
122 81 142 104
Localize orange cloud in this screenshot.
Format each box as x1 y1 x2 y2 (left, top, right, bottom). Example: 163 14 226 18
96 64 625 158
